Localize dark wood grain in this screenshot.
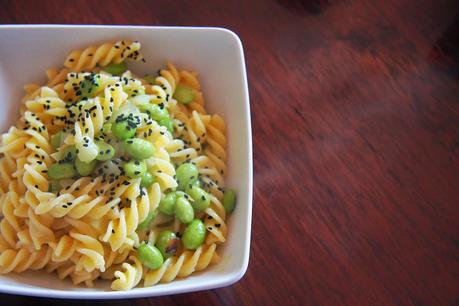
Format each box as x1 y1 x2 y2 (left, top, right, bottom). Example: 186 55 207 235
1 0 459 305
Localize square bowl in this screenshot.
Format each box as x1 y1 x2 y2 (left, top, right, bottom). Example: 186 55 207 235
0 25 252 299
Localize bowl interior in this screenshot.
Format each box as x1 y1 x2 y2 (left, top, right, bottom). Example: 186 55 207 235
0 25 252 298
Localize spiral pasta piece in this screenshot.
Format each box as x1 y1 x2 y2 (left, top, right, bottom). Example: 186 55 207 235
111 255 143 290
0 246 51 273
70 231 105 273
204 114 227 175
144 243 218 286
25 87 67 119
65 40 143 72
35 177 121 220
0 191 25 251
0 155 16 195
49 234 78 262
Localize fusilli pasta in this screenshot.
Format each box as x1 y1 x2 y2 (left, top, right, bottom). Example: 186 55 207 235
0 40 234 291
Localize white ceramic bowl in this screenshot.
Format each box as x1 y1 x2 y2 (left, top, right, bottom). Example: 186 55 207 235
0 25 252 299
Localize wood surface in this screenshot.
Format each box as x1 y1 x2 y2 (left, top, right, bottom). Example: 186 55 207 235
1 0 459 305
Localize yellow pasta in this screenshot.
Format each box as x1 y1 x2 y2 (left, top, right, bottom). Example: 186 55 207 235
64 40 143 72
0 40 235 290
0 246 51 273
143 243 218 286
111 255 143 290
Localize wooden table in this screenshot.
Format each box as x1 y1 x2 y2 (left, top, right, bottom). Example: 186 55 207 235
2 0 459 305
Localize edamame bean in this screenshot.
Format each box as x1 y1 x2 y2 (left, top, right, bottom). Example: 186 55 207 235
155 230 180 258
51 131 66 150
75 157 98 176
186 179 201 193
138 103 169 121
175 196 194 224
112 120 136 140
182 219 206 250
176 162 199 190
137 211 157 231
61 145 77 162
223 189 237 214
123 159 147 178
173 85 194 104
137 242 163 270
124 138 155 160
95 140 115 161
192 179 201 188
80 75 100 98
48 163 77 180
158 117 174 133
104 62 128 76
140 171 155 188
187 185 210 212
159 192 177 216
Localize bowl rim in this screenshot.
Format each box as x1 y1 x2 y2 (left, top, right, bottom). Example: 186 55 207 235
0 24 253 299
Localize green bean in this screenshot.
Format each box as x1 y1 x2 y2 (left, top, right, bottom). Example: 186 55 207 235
140 171 155 188
173 85 194 104
111 120 136 140
104 62 128 76
223 189 237 214
137 242 163 270
138 103 169 121
143 75 156 84
61 145 77 162
175 196 194 224
187 185 210 212
158 192 177 216
176 162 199 190
182 219 206 250
48 163 77 180
137 211 157 231
51 131 66 150
80 75 100 98
95 140 115 161
75 157 98 176
123 159 147 178
155 230 180 258
158 117 174 133
123 138 155 160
